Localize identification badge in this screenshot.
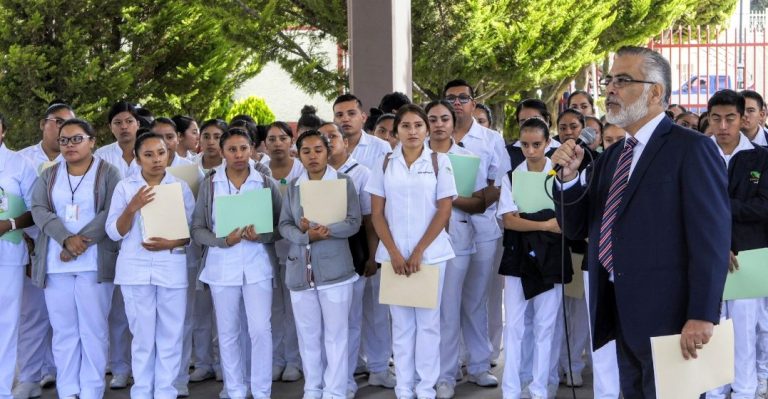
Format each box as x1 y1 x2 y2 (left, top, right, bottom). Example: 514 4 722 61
0 195 7 213
65 204 79 222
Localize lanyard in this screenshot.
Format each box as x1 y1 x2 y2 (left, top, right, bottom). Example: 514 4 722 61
66 157 95 203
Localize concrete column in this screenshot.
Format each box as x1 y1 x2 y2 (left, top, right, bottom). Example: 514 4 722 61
347 0 412 111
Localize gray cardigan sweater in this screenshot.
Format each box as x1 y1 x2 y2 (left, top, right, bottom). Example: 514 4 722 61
278 173 361 291
191 167 283 289
30 159 121 288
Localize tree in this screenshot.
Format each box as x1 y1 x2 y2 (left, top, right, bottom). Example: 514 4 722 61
0 0 271 149
217 0 737 134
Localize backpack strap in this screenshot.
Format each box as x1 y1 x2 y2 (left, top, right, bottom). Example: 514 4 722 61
382 152 393 173
343 163 360 174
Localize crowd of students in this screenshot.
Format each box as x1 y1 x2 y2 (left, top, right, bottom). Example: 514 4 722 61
1 74 767 399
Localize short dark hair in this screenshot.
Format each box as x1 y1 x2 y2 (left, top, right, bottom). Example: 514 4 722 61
674 111 698 122
43 102 74 119
568 91 595 110
108 101 138 124
425 100 457 126
220 127 252 150
741 90 765 110
333 94 363 110
393 104 430 136
375 113 396 137
519 117 551 140
172 115 196 136
708 89 745 115
475 103 493 125
442 79 475 98
133 132 165 156
135 106 154 128
59 118 96 138
515 99 550 126
229 119 259 145
268 121 293 138
151 117 177 131
698 111 710 133
296 129 331 153
557 108 585 127
378 92 412 113
200 119 228 134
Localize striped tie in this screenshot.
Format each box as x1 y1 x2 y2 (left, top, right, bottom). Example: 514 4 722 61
598 136 638 273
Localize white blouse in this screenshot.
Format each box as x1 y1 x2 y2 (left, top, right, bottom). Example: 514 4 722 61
0 144 37 267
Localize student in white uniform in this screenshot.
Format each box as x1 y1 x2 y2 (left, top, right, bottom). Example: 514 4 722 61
278 130 361 399
425 100 488 399
29 119 121 399
172 115 199 160
94 100 141 389
318 121 394 397
443 80 509 386
191 128 282 399
265 121 305 383
106 132 195 399
366 104 457 399
333 93 393 378
0 116 39 399
497 118 572 399
14 102 74 399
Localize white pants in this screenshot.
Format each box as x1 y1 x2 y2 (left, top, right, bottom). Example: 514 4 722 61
559 295 590 375
487 240 505 362
757 297 768 379
707 298 759 399
462 240 498 375
291 284 353 399
390 262 445 399
519 303 534 385
502 277 561 399
583 271 620 398
17 276 56 383
45 272 112 399
122 284 187 399
271 263 301 369
192 286 215 371
175 268 198 386
439 254 471 385
362 269 391 373
0 266 24 399
348 276 367 392
211 281 272 399
108 287 132 375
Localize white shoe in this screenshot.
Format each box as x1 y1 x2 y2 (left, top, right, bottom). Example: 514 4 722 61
759 378 768 398
39 374 56 389
189 367 215 382
281 365 303 382
564 371 583 387
110 374 130 389
368 370 396 388
175 383 189 397
467 371 498 387
63 396 77 399
12 382 41 399
435 381 454 399
272 365 284 382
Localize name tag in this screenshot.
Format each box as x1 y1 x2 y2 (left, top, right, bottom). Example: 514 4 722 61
65 204 79 222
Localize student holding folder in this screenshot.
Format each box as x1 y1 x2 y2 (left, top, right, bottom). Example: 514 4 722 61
191 128 282 399
106 132 195 399
0 118 48 399
497 117 572 399
278 130 361 399
705 90 768 399
29 119 121 399
366 104 457 399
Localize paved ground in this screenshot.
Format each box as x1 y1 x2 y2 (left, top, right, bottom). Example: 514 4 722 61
37 365 595 398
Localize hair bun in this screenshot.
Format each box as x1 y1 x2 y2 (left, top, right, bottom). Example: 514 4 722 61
301 105 317 116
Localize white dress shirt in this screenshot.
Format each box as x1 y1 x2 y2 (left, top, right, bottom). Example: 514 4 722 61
94 142 140 178
336 156 372 216
106 172 195 288
351 131 391 171
712 133 754 165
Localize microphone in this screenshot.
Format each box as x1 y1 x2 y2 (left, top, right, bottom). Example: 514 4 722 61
549 127 597 176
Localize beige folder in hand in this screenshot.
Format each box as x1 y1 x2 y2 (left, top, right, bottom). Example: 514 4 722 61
167 164 201 198
651 319 734 399
140 183 190 240
299 179 347 225
379 262 440 309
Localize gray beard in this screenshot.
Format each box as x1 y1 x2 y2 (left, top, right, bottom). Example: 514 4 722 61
606 87 651 128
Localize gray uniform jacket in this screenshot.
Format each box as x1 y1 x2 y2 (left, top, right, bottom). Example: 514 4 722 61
191 167 283 289
30 159 121 288
278 173 361 291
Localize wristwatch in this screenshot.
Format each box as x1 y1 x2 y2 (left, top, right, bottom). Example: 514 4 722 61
8 218 16 231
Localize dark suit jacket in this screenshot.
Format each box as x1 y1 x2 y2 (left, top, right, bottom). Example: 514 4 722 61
555 116 730 352
728 146 768 251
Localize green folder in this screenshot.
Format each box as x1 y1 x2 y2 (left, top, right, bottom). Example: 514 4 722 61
447 154 481 197
0 192 27 244
511 170 554 213
723 248 768 300
214 188 273 237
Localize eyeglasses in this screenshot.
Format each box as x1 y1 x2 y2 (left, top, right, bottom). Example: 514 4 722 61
57 135 91 146
599 76 656 88
445 94 473 104
44 117 67 127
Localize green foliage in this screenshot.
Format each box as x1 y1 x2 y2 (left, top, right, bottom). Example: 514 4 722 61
0 0 267 149
223 96 276 125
